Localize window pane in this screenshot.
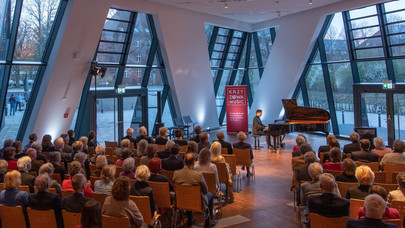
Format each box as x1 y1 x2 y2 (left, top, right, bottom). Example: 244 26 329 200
358 60 388 82
98 41 124 53
354 37 382 48
384 0 405 12
329 63 354 136
248 69 260 99
389 34 405 45
296 89 304 106
305 65 329 111
324 13 350 62
349 5 377 19
352 26 380 39
387 22 405 34
256 28 273 66
13 0 61 61
205 23 214 42
249 39 258 67
1 65 39 143
127 13 152 65
391 45 405 56
101 30 126 43
393 59 405 82
107 9 131 21
385 11 405 23
147 68 164 88
121 68 144 88
103 19 128 32
355 47 384 59
350 16 379 29
216 70 231 117
0 0 16 61
96 53 121 64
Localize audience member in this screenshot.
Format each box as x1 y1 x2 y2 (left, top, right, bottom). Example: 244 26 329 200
308 173 349 217
68 130 75 146
49 152 67 182
317 134 336 156
157 140 174 159
210 141 233 202
62 161 93 197
321 138 340 163
93 155 108 177
26 148 41 172
291 144 313 171
346 165 375 199
162 144 184 171
24 133 37 150
79 200 103 228
60 133 73 158
0 160 8 182
38 162 62 193
186 141 199 155
29 173 63 228
31 141 47 163
42 134 55 152
195 148 219 185
136 126 154 144
116 138 131 156
17 156 35 193
102 176 145 228
173 153 215 227
79 136 89 154
343 132 361 154
122 127 136 145
198 133 210 153
94 165 116 194
357 185 400 219
351 139 379 162
63 173 93 213
71 140 84 162
0 139 13 158
387 172 405 204
131 165 156 217
346 194 397 228
74 151 90 179
53 137 65 153
136 139 149 158
155 127 168 145
233 132 254 176
371 137 392 156
335 158 358 182
300 162 324 205
296 151 317 183
174 128 188 146
120 158 135 179
148 157 174 191
88 131 96 148
91 145 107 164
140 144 156 166
12 141 24 159
380 140 405 169
3 147 18 170
190 126 202 143
322 147 343 171
293 134 308 151
116 148 132 167
215 131 233 154
292 135 306 157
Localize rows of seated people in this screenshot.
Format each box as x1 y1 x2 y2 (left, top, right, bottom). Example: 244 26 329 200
291 132 405 227
0 126 256 227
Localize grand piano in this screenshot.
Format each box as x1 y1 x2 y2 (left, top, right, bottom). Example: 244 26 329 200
267 99 330 148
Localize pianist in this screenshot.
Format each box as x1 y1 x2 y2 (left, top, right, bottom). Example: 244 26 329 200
252 109 270 149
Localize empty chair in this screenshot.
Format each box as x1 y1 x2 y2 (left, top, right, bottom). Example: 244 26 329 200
0 205 27 228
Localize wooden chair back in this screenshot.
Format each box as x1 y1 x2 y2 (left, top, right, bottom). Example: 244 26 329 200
156 145 166 151
89 146 95 157
116 166 123 178
221 148 228 155
0 183 4 191
161 169 175 182
105 147 113 157
216 162 229 185
374 171 386 183
0 205 27 228
27 207 58 228
325 169 343 178
89 163 98 175
349 198 364 219
203 172 217 196
383 219 401 227
52 173 62 184
34 186 56 193
175 184 204 212
129 195 153 226
90 176 101 189
222 154 237 175
179 145 188 153
135 157 141 167
147 181 172 209
355 161 379 172
91 192 110 206
392 172 399 184
130 142 135 151
374 183 398 193
111 155 119 164
61 189 74 200
233 148 252 167
17 185 30 194
319 152 325 165
102 214 130 228
384 164 405 183
336 181 357 199
28 171 38 177
378 155 384 162
62 210 82 228
309 213 348 228
391 200 405 225
105 141 118 150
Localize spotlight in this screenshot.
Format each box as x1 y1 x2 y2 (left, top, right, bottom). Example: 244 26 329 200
90 61 107 78
309 0 312 4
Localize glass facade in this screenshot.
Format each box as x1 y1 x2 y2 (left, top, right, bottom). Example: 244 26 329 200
206 25 277 125
294 1 405 137
0 0 66 145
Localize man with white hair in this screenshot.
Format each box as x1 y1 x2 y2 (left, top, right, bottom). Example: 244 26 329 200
157 140 175 159
122 127 136 145
346 194 397 227
136 126 154 144
296 151 318 182
308 173 349 217
26 148 41 172
300 162 324 205
17 156 35 193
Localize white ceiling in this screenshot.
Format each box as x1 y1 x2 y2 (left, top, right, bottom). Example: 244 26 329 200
147 0 343 23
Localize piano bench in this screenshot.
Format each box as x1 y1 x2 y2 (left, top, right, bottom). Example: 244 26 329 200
252 135 263 149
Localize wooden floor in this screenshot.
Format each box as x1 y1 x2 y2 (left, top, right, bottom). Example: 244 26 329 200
200 129 350 228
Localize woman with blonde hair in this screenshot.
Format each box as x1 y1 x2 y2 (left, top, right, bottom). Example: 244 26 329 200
131 165 156 217
372 137 392 156
346 165 375 200
210 141 234 202
94 165 116 194
92 155 108 177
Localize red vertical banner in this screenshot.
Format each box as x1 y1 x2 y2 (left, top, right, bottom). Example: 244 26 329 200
226 85 248 133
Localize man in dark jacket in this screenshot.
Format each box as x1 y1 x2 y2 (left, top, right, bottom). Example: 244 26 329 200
63 174 93 212
162 144 184 171
252 109 270 148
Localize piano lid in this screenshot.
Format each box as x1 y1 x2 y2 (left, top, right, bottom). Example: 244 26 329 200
282 99 330 122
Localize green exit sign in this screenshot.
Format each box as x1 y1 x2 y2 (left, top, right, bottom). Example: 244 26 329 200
117 86 125 94
382 80 393 89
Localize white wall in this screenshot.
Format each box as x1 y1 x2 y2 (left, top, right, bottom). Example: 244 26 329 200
249 0 390 125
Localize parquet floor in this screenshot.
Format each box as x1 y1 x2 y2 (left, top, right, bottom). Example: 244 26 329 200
200 130 350 228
